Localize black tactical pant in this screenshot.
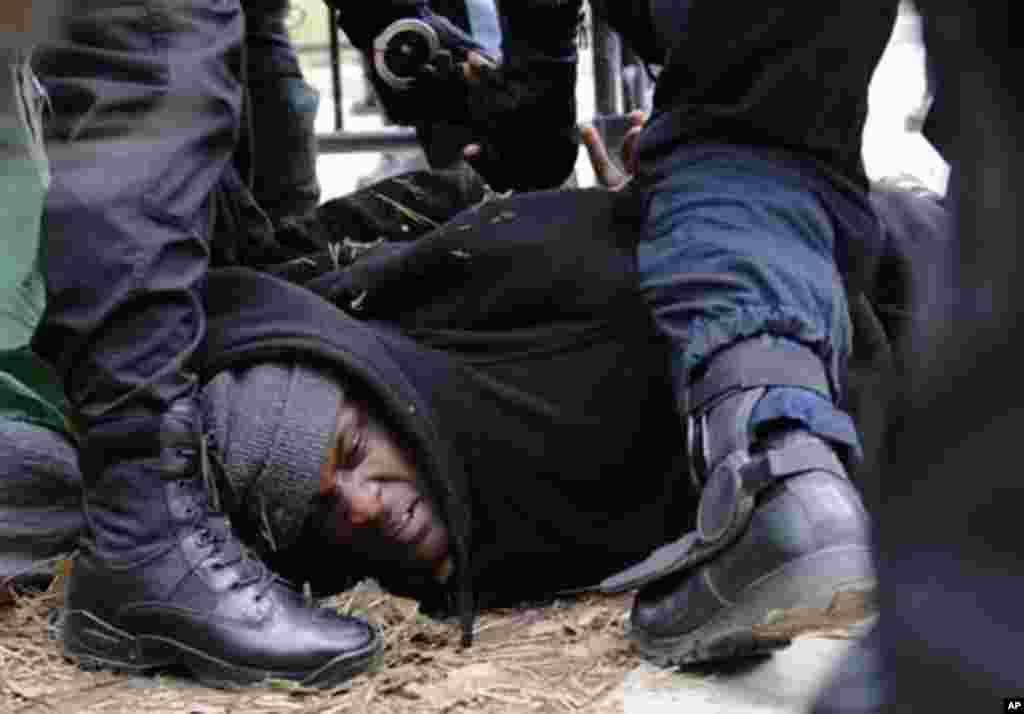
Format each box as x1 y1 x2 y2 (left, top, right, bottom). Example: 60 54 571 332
34 0 317 424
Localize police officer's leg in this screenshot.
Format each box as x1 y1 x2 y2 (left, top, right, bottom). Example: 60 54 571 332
618 156 874 665
34 0 380 686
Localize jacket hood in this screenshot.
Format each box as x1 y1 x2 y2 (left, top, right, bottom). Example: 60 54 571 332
199 267 478 641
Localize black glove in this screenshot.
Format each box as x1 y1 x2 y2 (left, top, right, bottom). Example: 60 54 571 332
458 52 579 191
453 1 584 190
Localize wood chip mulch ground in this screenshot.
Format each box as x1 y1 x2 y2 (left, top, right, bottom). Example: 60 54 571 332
0 562 876 714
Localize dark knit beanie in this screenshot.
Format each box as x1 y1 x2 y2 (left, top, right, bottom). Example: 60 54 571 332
199 362 343 552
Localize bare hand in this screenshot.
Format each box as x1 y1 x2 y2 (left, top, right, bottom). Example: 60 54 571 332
463 51 493 82
581 110 647 190
460 51 496 163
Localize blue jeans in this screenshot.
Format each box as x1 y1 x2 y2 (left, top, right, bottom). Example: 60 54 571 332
638 148 861 457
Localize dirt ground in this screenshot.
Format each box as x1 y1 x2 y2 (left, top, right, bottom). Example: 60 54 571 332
0 563 875 714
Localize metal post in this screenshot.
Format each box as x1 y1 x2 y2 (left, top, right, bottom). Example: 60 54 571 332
327 6 344 131
316 128 420 154
591 13 623 117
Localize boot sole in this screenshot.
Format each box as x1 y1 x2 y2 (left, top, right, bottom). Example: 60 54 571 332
62 609 383 689
630 544 875 667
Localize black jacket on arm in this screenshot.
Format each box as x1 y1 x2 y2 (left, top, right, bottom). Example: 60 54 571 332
199 188 693 637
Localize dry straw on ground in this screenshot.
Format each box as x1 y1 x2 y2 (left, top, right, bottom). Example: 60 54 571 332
1 568 640 714
0 564 875 714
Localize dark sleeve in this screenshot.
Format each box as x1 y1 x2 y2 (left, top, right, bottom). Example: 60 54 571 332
590 0 666 64
262 166 488 286
437 0 581 190
921 54 955 161
867 180 953 355
496 0 583 59
306 189 644 333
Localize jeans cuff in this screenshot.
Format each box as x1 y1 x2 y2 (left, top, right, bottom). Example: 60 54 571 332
750 385 863 464
677 306 841 394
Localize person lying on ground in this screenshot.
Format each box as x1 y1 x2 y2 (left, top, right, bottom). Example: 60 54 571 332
193 170 951 652
199 187 694 638
5 163 949 665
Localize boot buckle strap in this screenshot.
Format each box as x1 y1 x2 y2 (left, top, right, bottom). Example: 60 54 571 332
600 438 844 594
698 438 844 542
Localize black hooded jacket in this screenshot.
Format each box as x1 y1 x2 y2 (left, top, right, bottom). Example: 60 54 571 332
199 189 693 638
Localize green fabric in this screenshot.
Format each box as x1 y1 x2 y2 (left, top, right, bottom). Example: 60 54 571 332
0 347 76 440
1 56 49 351
1 56 66 438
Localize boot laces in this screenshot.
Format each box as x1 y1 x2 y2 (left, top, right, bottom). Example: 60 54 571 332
197 515 277 600
176 440 279 602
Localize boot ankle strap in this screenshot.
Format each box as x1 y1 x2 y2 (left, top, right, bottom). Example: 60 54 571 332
601 435 846 594
684 337 834 487
682 336 833 417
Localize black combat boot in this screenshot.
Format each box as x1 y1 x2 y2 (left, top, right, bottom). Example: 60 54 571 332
62 400 382 688
602 337 875 665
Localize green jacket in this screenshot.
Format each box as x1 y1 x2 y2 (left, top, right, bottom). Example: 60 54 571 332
0 347 75 439
1 54 72 439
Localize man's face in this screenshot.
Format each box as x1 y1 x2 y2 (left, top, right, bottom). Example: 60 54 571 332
319 397 453 583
